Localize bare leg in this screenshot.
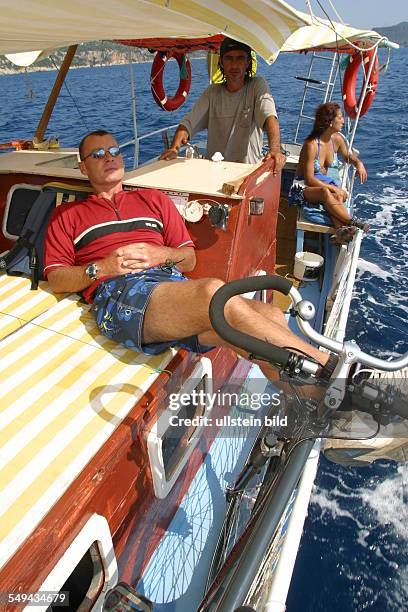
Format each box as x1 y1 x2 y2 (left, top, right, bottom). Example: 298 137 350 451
303 186 350 227
249 299 287 323
142 278 329 368
240 299 318 383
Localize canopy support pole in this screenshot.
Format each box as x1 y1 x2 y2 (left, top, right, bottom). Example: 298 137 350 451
34 45 78 143
129 50 139 169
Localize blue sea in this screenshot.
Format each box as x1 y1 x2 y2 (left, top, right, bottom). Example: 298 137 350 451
1 47 407 610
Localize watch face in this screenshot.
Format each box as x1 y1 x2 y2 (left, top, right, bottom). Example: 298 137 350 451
86 263 98 280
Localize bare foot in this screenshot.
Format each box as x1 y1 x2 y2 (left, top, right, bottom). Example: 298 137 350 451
329 225 357 245
350 217 369 233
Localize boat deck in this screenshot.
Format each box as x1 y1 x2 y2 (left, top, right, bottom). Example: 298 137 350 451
0 151 253 200
0 146 336 577
0 282 174 571
125 158 248 198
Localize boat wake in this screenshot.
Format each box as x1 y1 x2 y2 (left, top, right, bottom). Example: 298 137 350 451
309 461 408 610
290 53 408 610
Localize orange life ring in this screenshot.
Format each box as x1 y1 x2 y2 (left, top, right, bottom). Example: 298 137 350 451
342 50 379 119
150 51 191 111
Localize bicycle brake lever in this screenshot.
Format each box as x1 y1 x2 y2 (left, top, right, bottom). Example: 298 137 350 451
317 340 360 420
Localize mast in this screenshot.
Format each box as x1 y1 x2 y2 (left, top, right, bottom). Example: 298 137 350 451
34 45 78 143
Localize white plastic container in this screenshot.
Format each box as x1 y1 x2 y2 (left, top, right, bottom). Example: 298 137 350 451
293 251 324 281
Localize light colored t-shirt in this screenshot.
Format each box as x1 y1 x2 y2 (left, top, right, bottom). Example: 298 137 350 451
180 76 277 164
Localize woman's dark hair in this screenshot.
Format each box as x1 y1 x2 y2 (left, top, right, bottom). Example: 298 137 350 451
306 102 341 141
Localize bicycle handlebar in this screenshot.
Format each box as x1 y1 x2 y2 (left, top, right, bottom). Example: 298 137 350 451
288 286 408 371
209 276 294 369
348 377 408 421
209 275 408 374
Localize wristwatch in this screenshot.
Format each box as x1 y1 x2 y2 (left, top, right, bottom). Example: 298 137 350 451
85 262 99 281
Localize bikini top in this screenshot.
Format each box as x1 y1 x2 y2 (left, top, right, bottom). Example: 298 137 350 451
314 137 340 174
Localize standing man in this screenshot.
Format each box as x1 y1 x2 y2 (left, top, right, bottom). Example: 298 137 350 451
160 37 286 172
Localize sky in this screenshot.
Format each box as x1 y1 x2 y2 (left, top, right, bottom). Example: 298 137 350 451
288 1 407 29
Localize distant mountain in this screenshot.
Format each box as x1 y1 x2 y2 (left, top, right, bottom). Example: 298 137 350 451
373 21 408 47
0 41 207 75
1 25 406 75
0 41 154 74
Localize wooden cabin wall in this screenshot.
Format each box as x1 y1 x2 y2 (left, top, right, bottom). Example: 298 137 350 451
188 173 281 282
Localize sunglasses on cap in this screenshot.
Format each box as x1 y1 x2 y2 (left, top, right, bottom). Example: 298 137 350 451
82 146 122 161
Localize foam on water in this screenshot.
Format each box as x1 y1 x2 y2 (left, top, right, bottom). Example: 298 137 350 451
310 489 364 529
288 49 408 611
360 466 408 540
357 258 393 282
308 463 408 610
349 153 408 354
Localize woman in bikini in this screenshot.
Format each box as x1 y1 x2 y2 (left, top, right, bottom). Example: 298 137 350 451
289 102 368 243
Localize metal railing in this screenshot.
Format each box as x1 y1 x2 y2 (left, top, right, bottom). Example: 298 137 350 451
324 230 363 342
294 52 339 144
120 124 179 169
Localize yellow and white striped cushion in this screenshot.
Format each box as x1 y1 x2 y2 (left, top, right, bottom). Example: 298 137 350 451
0 274 66 340
0 295 175 570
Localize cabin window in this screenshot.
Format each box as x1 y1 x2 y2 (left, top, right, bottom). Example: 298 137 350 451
147 357 213 498
48 542 104 611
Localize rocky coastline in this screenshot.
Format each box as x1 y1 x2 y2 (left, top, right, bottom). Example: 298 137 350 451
1 23 406 76
0 43 154 75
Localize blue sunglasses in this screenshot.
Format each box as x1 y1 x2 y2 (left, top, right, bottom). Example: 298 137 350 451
82 146 121 160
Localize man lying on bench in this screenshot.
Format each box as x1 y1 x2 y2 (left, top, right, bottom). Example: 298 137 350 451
44 129 338 383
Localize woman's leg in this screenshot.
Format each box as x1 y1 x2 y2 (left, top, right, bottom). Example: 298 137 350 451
303 186 351 227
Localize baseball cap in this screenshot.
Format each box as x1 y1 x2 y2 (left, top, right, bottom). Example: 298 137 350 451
219 37 251 58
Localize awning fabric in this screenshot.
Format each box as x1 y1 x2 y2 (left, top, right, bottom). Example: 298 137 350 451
0 0 309 63
116 36 224 53
280 11 384 54
1 1 389 69
4 50 45 67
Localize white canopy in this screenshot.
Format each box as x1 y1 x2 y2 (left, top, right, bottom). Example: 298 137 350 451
2 1 390 68
0 0 309 63
280 10 387 55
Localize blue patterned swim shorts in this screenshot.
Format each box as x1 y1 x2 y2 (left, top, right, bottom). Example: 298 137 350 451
92 266 213 355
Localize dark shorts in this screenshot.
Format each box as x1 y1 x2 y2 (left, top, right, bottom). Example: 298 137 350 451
92 266 213 356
